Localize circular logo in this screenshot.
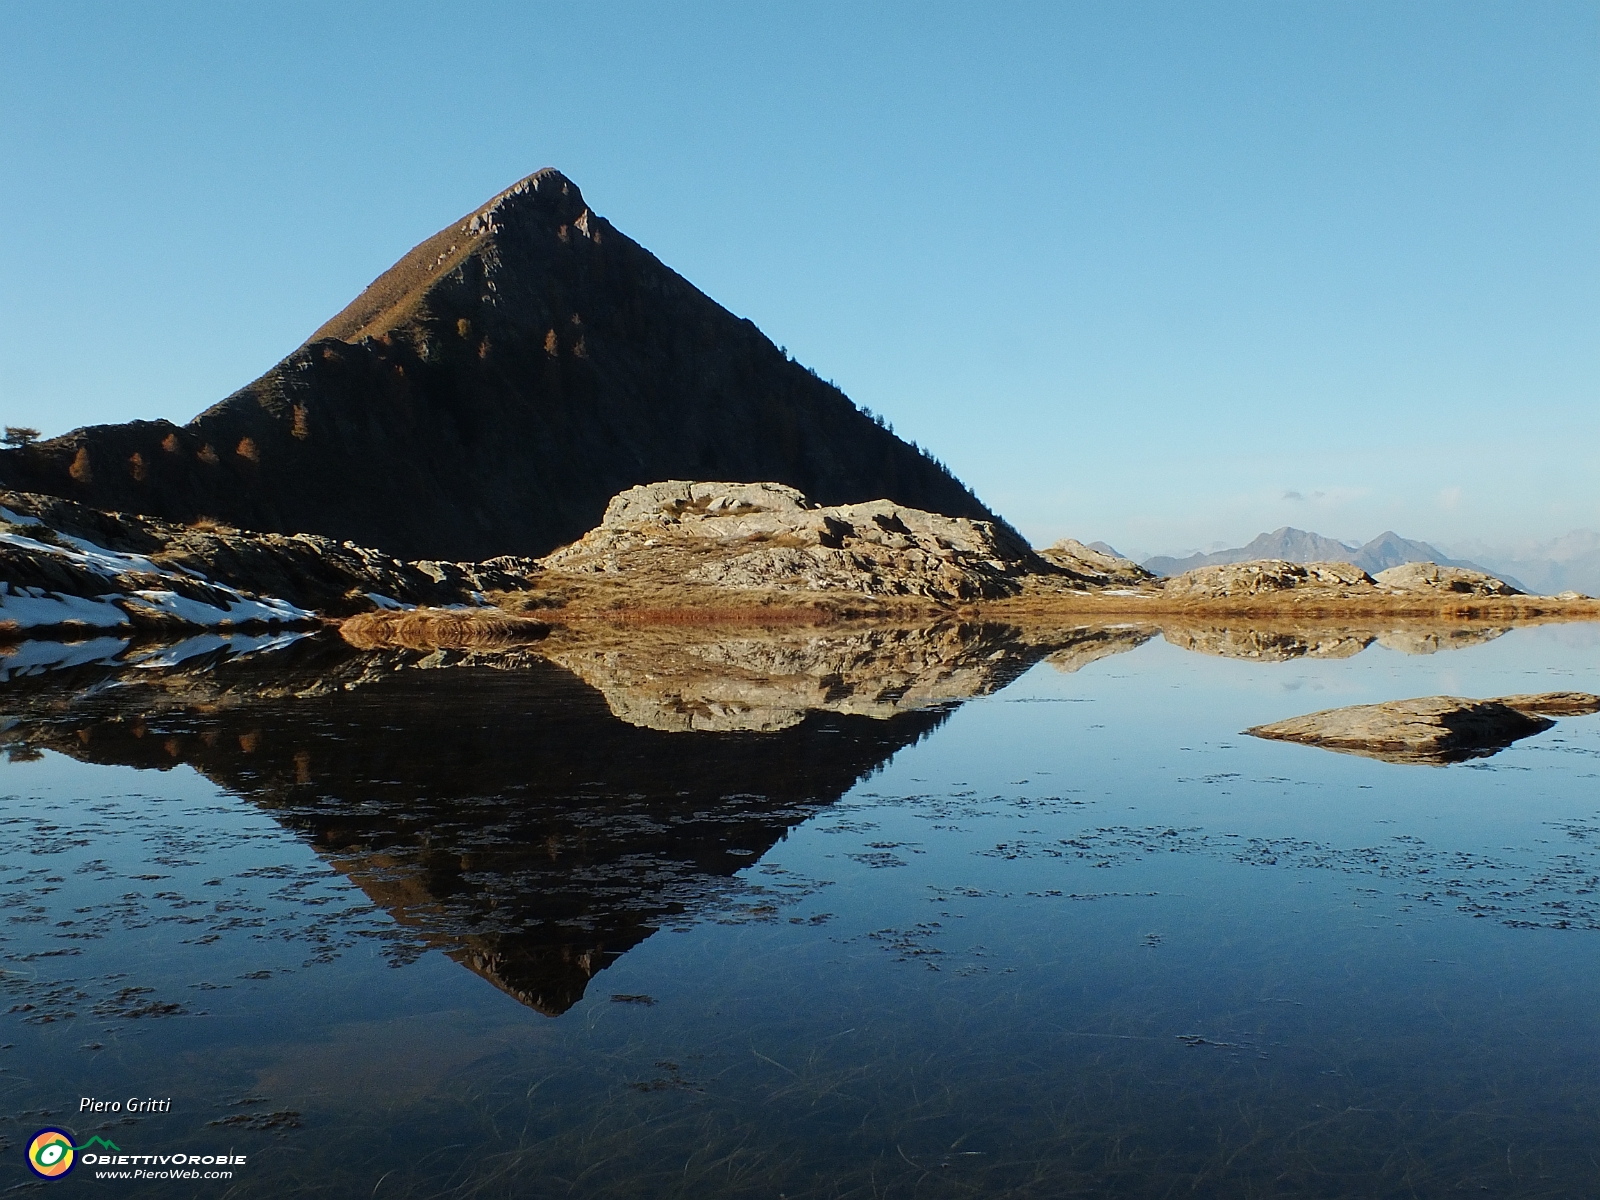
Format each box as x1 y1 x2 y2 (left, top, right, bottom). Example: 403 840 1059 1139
27 1129 76 1179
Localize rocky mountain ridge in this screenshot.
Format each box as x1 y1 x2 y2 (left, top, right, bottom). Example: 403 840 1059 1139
1145 526 1515 584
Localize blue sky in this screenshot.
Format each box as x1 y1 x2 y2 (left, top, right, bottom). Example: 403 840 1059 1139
2 1 1595 557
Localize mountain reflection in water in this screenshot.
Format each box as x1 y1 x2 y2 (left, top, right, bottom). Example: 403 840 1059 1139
0 615 1527 1016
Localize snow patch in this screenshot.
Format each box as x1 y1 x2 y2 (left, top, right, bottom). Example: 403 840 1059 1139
0 582 130 628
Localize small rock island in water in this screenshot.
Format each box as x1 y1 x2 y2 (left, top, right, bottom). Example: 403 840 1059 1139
1246 692 1600 764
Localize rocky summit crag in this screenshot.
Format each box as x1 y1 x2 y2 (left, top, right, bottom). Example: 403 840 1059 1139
0 169 995 561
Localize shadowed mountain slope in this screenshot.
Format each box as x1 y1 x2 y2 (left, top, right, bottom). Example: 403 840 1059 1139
0 169 994 561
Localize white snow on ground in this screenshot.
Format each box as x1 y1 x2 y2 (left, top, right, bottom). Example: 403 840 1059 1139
365 592 416 611
125 590 312 626
0 636 130 680
0 582 130 628
0 519 313 630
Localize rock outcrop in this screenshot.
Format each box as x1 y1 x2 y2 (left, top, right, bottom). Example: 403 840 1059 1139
1245 692 1599 764
1159 560 1377 600
540 480 1042 603
1158 559 1521 602
0 170 998 561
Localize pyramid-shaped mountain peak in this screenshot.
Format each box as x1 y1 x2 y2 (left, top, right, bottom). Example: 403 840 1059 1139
0 171 997 560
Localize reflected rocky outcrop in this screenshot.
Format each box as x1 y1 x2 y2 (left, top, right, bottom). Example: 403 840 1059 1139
541 621 1124 732
1160 620 1513 663
0 610 1565 1013
1162 625 1374 662
2 636 958 1014
1374 626 1513 656
1042 626 1157 673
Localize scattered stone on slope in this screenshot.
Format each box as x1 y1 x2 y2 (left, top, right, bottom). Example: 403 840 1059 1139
1244 692 1600 764
0 489 539 634
1372 562 1521 596
1158 560 1376 600
539 481 1043 603
1157 558 1524 602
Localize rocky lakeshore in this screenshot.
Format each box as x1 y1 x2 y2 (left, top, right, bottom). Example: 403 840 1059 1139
3 481 1597 644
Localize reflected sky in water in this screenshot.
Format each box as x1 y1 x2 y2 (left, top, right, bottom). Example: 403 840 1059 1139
2 622 1598 1197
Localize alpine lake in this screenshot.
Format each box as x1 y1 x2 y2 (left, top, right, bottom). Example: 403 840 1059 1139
3 616 1599 1198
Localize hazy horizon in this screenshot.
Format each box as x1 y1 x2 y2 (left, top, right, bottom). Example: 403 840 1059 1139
2 2 1594 554
1126 525 1600 571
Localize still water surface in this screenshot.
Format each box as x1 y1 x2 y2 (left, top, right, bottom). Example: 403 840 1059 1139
2 623 1599 1197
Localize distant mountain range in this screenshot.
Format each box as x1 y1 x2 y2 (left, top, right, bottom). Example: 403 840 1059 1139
1452 530 1600 598
1144 527 1524 588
